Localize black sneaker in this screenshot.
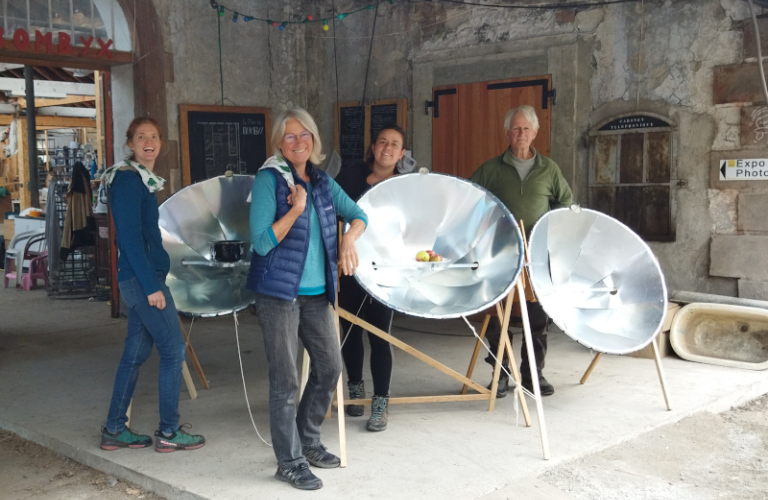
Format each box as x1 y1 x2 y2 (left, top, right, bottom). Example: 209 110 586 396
275 463 323 490
154 424 205 453
367 395 389 432
522 375 555 396
487 374 510 399
346 380 365 417
100 426 152 450
302 443 340 469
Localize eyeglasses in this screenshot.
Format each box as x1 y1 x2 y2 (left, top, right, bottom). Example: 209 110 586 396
282 131 313 145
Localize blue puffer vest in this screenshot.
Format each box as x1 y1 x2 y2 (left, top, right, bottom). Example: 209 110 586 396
246 162 339 305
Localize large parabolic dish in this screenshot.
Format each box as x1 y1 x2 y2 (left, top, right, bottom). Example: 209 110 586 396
527 207 668 355
352 173 525 319
158 174 255 317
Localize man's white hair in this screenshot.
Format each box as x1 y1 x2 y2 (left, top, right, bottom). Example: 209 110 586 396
503 105 540 131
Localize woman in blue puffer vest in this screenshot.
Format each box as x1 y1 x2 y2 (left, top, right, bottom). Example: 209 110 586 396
247 108 367 491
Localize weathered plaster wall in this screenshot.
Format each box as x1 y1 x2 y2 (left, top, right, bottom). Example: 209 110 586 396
142 0 768 297
303 0 760 296
150 0 307 191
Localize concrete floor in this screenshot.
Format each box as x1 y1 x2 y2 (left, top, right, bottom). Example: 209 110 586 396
2 285 768 500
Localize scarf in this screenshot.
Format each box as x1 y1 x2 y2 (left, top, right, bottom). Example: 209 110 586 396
102 159 166 193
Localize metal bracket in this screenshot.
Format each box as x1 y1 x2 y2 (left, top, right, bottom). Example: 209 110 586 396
425 88 457 118
487 80 557 109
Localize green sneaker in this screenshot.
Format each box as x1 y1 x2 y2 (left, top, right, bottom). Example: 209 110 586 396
154 424 205 453
367 395 389 432
100 426 152 450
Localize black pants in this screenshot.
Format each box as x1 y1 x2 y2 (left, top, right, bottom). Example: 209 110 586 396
338 275 394 397
484 300 548 381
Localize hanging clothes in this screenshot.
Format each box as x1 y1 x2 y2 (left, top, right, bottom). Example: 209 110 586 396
60 161 96 260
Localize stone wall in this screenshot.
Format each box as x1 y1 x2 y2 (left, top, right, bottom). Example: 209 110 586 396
147 0 768 298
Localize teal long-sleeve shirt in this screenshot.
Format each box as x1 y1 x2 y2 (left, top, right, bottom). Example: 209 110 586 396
249 170 368 295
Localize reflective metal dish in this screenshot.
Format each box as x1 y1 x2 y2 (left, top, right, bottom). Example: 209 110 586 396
352 172 524 319
159 175 255 317
527 207 667 355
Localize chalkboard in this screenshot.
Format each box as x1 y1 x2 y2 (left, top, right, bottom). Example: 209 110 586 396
370 103 399 143
180 105 272 186
335 98 407 167
339 105 365 164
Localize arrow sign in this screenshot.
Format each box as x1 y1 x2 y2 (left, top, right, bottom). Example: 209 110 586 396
719 159 768 181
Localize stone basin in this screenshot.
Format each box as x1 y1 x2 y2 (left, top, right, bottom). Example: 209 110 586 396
670 303 768 370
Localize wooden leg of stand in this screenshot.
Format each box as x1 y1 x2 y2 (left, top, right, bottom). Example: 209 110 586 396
518 280 550 460
580 352 603 385
462 314 491 395
300 349 310 400
498 316 532 427
332 304 348 467
489 292 515 412
179 318 209 390
181 361 198 400
126 399 132 428
652 338 672 411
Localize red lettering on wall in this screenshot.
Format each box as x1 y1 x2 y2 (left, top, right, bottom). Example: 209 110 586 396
34 30 53 54
58 32 72 55
79 35 94 56
96 38 113 59
13 29 29 51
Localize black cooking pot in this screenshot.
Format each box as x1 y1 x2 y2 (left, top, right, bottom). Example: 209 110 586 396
210 240 245 263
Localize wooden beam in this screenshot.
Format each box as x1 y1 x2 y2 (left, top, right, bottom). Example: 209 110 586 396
17 118 29 210
17 96 97 108
95 71 104 170
0 116 96 128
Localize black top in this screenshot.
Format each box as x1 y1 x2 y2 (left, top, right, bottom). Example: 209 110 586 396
334 161 374 202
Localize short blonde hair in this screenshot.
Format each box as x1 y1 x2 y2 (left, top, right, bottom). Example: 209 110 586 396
504 105 540 131
271 108 326 165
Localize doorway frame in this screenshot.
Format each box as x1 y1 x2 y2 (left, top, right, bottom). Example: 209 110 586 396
412 33 594 201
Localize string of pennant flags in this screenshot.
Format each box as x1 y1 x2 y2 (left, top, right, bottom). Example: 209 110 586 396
210 0 641 31
210 0 394 31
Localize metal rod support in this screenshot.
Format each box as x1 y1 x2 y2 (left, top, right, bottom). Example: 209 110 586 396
24 65 39 208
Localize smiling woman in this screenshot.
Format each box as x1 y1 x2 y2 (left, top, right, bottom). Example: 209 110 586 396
97 116 206 454
247 108 368 490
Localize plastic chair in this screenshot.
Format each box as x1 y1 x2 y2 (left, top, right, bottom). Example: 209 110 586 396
4 231 46 289
22 249 48 290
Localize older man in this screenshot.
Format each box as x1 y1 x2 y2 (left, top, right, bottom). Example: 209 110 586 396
469 104 572 397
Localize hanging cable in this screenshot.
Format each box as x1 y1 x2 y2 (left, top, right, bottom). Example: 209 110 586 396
361 0 381 103
748 0 768 106
332 0 340 106
233 310 272 447
217 6 225 104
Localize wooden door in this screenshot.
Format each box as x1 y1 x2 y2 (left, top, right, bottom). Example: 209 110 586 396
432 75 552 179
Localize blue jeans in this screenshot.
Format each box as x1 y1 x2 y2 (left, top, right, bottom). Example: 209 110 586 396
254 293 343 469
105 273 187 435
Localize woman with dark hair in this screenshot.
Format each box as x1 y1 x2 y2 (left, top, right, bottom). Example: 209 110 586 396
334 125 406 432
99 117 205 454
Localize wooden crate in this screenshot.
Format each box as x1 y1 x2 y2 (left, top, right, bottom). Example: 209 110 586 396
3 218 13 242
629 302 681 359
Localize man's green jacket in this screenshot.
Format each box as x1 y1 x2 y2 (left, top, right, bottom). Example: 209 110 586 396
469 149 573 234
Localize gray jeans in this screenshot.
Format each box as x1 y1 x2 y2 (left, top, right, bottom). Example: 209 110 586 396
254 293 343 468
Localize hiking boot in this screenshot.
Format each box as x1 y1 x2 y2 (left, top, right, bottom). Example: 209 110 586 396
522 374 555 396
275 462 323 490
302 443 341 468
367 395 389 432
100 426 152 450
154 424 205 453
346 380 365 417
487 373 510 399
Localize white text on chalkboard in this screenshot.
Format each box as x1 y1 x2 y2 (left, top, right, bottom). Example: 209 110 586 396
243 127 265 136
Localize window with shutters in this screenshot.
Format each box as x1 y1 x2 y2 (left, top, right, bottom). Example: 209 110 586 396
588 113 678 242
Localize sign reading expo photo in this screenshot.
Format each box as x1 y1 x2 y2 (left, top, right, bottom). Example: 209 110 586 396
719 159 768 180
